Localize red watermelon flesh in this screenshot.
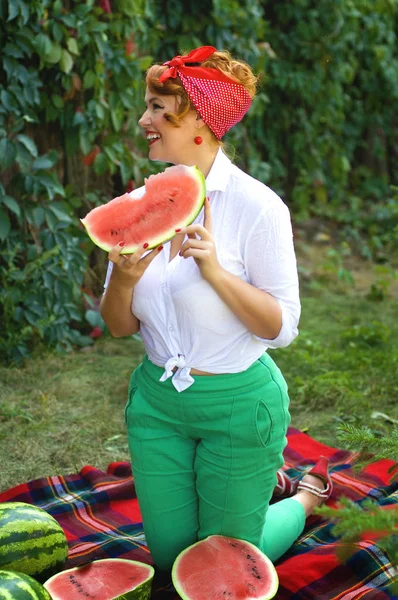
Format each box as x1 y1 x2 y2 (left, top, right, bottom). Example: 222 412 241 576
81 164 206 254
43 558 155 600
172 535 279 600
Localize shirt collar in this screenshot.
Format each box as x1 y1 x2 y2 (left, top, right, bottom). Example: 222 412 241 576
205 147 232 192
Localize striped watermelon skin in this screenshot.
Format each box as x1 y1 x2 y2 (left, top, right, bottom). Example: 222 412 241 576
0 502 68 583
0 570 51 599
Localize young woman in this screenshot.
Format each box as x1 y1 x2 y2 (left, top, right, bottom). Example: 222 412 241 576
100 46 332 572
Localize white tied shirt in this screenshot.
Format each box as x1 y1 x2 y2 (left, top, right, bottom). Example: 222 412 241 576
104 149 301 392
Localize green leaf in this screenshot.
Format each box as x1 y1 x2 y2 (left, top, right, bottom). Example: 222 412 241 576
53 0 63 15
60 49 74 74
7 0 19 21
111 107 123 132
93 152 108 175
83 70 96 89
0 90 15 112
4 42 24 59
52 94 64 109
45 209 58 231
85 309 104 328
19 0 28 24
95 103 105 120
60 14 76 28
16 134 38 157
38 174 65 199
73 111 85 126
0 207 11 240
35 33 52 57
2 195 21 217
137 55 153 71
32 155 56 170
0 138 16 170
45 41 63 64
67 38 79 56
48 203 73 223
52 22 64 43
119 161 131 186
31 206 45 227
79 133 91 155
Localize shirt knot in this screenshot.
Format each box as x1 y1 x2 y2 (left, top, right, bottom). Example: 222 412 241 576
159 353 195 392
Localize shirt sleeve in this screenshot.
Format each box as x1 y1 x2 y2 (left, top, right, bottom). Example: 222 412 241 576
103 261 114 291
243 200 301 349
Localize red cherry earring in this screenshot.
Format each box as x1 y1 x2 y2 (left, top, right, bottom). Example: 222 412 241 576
194 136 203 145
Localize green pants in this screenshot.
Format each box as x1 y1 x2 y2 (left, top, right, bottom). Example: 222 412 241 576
125 353 305 571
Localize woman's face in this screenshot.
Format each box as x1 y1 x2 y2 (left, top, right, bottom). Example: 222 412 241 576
138 88 198 164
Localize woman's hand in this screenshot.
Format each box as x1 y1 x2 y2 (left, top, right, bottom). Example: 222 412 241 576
108 242 163 288
178 197 223 283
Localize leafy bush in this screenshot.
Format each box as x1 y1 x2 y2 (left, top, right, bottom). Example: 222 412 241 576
0 0 152 362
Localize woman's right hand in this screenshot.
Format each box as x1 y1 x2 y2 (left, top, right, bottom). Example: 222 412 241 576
108 241 163 288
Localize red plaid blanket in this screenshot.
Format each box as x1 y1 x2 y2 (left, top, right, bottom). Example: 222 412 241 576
1 427 396 599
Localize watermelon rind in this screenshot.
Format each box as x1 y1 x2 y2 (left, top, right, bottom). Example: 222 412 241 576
0 569 52 599
172 535 279 600
44 558 155 600
81 164 206 254
0 502 68 584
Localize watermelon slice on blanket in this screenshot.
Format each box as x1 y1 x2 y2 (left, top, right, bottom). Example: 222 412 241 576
44 558 155 599
81 164 206 254
172 535 279 600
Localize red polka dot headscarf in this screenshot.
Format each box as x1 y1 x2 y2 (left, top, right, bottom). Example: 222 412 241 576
158 46 253 140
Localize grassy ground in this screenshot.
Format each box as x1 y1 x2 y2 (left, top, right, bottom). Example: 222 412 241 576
1 247 397 492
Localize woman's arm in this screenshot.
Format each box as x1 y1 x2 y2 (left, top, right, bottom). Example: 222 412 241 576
100 277 140 338
179 197 300 347
100 242 163 338
205 268 282 340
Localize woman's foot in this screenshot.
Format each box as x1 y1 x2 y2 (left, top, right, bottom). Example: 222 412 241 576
274 469 298 497
294 456 333 517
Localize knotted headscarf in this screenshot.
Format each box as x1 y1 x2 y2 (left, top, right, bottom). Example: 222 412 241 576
158 46 252 139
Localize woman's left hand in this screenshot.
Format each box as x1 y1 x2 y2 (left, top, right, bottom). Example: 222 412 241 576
177 197 223 283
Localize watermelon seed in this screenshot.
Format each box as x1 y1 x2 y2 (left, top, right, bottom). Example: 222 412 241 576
168 197 175 202
251 565 262 579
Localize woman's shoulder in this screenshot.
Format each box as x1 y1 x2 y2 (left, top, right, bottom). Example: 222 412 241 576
228 163 287 216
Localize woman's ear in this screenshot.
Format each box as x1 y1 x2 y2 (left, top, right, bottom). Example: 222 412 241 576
195 112 205 130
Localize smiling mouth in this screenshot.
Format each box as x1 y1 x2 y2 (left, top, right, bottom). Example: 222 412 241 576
146 133 161 145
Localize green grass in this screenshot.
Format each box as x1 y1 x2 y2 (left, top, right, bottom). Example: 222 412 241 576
271 292 398 443
1 267 397 492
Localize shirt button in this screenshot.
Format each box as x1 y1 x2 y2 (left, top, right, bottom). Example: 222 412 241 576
168 325 174 332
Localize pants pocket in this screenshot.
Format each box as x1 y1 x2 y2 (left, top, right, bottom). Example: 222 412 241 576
254 400 272 448
124 370 138 426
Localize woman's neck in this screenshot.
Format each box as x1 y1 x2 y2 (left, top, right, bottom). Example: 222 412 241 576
178 143 220 178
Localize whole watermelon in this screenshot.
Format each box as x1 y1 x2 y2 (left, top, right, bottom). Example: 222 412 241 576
0 502 68 582
0 569 52 599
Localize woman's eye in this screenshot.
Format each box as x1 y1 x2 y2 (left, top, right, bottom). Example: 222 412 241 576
153 103 163 110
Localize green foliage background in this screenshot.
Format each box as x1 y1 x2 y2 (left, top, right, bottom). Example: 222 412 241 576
1 0 398 362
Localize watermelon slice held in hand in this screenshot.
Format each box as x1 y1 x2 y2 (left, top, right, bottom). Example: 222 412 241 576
81 164 206 254
172 535 279 600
